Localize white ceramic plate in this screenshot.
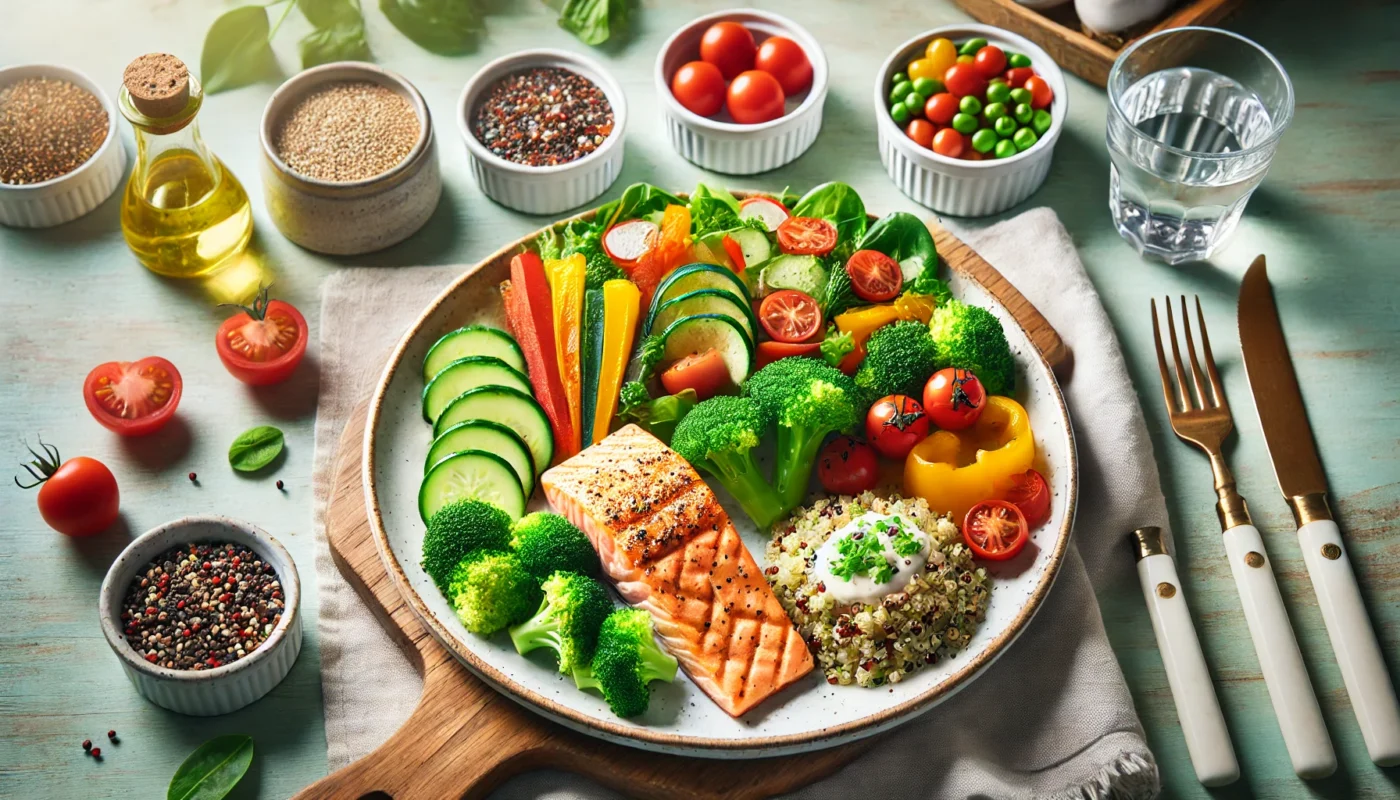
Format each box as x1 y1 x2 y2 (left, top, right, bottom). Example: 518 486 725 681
364 203 1077 758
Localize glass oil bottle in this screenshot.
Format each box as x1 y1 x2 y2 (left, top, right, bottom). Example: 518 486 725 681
118 53 252 278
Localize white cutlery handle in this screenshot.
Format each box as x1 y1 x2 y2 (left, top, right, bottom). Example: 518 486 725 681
1298 519 1400 766
1137 553 1240 786
1223 524 1336 778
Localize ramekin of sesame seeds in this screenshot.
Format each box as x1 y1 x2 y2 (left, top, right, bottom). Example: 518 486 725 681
99 515 302 716
259 61 441 255
0 64 126 228
457 49 627 215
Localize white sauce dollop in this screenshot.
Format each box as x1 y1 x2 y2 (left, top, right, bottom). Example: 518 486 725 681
813 512 930 606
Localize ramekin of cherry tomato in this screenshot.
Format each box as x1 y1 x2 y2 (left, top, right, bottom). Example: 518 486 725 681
872 25 1067 217
656 10 829 175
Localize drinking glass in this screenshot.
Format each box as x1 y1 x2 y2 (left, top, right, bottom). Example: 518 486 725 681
1106 27 1293 264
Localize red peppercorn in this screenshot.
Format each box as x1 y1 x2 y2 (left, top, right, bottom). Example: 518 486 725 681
276 480 284 490
107 730 116 739
145 653 157 663
188 472 197 482
82 739 92 752
90 747 101 758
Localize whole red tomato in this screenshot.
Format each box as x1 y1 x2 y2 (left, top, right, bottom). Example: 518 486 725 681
923 368 986 430
943 63 987 98
700 21 757 80
726 70 785 124
671 60 727 117
216 285 308 386
865 395 930 460
755 36 812 95
15 439 119 537
817 436 878 495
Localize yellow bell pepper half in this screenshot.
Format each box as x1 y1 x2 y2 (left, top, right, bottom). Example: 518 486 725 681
546 253 586 458
903 395 1035 522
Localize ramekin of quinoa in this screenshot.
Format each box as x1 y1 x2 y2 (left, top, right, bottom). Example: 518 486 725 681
764 492 990 687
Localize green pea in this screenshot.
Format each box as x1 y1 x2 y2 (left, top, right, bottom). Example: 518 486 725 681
994 139 1018 159
890 81 913 105
1010 87 1033 106
994 116 1017 137
905 92 926 111
951 113 978 134
971 128 997 154
959 95 983 116
890 102 911 124
958 37 988 56
1013 103 1033 124
912 77 939 97
986 82 1011 104
891 72 908 87
984 101 1007 121
1007 53 1032 69
1032 109 1053 134
1013 127 1039 151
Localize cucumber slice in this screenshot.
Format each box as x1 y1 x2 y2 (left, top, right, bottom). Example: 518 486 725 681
421 356 532 424
659 313 754 386
726 228 772 268
419 450 526 522
759 254 829 299
434 387 553 476
646 289 757 342
426 420 536 498
422 326 526 384
652 263 749 315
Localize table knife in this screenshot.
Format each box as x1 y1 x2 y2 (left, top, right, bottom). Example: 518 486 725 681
1238 255 1400 767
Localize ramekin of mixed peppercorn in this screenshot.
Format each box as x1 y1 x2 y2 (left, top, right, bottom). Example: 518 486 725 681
98 515 302 716
873 25 1067 217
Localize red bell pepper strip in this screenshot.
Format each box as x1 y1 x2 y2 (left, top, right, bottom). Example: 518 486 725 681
501 252 575 462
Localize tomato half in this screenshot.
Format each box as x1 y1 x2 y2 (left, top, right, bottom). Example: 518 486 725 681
83 357 182 437
755 35 812 95
216 287 308 386
845 250 903 302
923 367 986 431
700 21 757 80
776 216 837 256
726 70 785 124
759 289 823 343
865 395 930 460
963 500 1029 560
1004 469 1051 528
660 349 731 400
756 340 821 369
671 60 727 117
818 436 878 495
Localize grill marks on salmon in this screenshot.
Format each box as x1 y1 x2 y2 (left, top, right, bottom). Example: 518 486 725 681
542 425 813 717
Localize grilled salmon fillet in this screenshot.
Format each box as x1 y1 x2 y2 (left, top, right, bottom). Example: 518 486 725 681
541 424 813 716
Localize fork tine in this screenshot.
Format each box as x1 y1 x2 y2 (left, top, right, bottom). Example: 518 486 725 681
1150 299 1180 414
1179 296 1209 409
1163 296 1193 411
1195 295 1228 410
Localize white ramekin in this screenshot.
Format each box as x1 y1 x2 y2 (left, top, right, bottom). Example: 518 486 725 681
0 64 126 228
874 25 1068 217
458 49 626 215
99 516 302 716
656 9 828 175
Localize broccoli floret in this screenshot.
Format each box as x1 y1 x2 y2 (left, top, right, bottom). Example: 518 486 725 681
635 334 666 381
819 326 855 368
742 358 859 514
421 499 513 592
448 551 539 635
510 512 599 584
619 380 650 412
929 299 1016 396
509 571 613 673
574 608 678 718
560 220 627 291
853 320 942 406
670 396 785 529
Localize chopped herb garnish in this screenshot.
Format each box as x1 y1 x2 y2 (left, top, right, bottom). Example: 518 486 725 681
829 530 888 582
892 528 923 558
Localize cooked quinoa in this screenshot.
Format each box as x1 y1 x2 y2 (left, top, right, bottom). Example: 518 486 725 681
765 492 990 687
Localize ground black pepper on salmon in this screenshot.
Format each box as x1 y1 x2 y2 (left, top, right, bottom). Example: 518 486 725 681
472 67 614 167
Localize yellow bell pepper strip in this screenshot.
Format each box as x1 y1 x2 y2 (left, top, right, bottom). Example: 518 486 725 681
892 292 937 324
593 279 640 444
903 395 1035 522
833 303 902 374
546 253 586 458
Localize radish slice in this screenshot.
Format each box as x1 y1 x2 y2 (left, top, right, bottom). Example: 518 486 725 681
739 197 790 232
602 220 658 266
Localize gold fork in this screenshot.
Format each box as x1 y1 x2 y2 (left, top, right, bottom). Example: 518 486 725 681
1151 296 1336 778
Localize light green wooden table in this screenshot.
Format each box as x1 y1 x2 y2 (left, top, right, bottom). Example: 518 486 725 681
2 1 1396 797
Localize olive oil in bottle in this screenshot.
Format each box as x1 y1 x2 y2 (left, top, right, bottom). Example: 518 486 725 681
119 54 252 278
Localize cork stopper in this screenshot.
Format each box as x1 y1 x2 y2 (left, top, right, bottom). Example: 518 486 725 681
124 54 190 118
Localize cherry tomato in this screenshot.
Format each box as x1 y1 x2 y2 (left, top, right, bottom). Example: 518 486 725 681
932 128 965 158
1025 75 1053 109
923 38 959 76
905 118 936 149
818 436 879 495
83 356 182 437
924 92 959 125
755 36 812 95
943 63 987 98
216 286 308 386
726 70 785 124
973 45 1006 78
1004 67 1034 89
963 500 1029 560
776 216 837 256
660 349 731 400
1004 469 1052 528
845 250 903 303
759 289 823 343
15 439 119 537
755 340 821 369
720 234 747 272
700 21 757 80
671 60 727 117
865 395 930 460
923 368 986 430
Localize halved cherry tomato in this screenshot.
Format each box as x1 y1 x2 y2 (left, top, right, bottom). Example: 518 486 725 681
660 349 731 400
15 438 119 537
216 286 308 386
759 289 823 343
671 60 727 117
1003 468 1051 528
932 128 965 158
83 357 182 437
943 63 987 98
923 367 986 431
776 216 837 256
973 45 1006 78
818 436 878 495
755 35 812 95
963 499 1029 560
865 395 929 460
700 21 757 80
720 234 746 272
906 118 936 149
756 340 820 369
1025 75 1053 109
924 92 959 125
845 249 903 302
1004 67 1034 89
726 70 785 124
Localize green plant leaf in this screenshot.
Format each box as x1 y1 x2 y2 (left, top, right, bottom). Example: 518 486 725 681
380 0 483 55
298 0 363 28
200 5 281 94
167 735 254 800
557 0 624 46
228 425 285 472
300 21 372 67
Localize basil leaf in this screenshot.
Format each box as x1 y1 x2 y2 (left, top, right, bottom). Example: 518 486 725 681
228 426 285 473
558 0 626 46
300 21 372 67
298 0 363 28
602 182 684 228
855 212 937 282
380 0 483 56
200 6 281 94
167 735 254 800
792 182 868 261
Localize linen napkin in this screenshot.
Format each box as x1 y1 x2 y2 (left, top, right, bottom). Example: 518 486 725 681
312 208 1167 799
